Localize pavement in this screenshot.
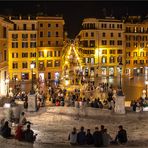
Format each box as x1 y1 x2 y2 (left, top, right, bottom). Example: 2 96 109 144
0 106 148 148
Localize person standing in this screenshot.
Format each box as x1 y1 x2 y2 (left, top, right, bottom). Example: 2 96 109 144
68 127 77 145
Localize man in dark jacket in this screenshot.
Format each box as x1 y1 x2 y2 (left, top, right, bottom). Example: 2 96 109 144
86 129 93 145
77 126 86 145
93 127 103 147
115 125 127 144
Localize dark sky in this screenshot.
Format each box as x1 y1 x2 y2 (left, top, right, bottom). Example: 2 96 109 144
0 1 148 38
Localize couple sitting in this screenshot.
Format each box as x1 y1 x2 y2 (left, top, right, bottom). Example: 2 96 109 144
15 124 37 143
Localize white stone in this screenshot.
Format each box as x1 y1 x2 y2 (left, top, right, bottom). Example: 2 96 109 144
114 95 125 114
28 94 37 112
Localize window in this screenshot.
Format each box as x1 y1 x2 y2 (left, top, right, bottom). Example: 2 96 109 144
48 41 51 46
102 57 107 63
22 34 28 39
3 27 6 38
4 50 6 61
140 60 144 64
32 24 35 30
133 52 137 57
117 56 122 62
40 41 43 47
12 42 18 48
56 32 59 37
54 51 58 57
56 24 59 27
126 60 130 64
133 42 138 47
140 52 144 57
56 41 58 46
133 60 137 64
102 24 107 28
85 32 88 37
102 50 107 54
23 24 26 30
120 24 122 29
91 32 94 37
21 73 29 80
102 32 106 37
48 24 51 27
47 51 52 57
30 52 36 57
48 32 51 37
102 40 107 45
22 53 28 58
118 33 121 37
12 34 18 40
90 40 95 47
110 50 115 54
12 62 18 69
14 24 17 30
39 61 44 69
110 56 115 63
22 62 28 68
110 33 114 37
117 40 122 45
30 42 36 48
40 31 43 37
126 52 131 57
126 42 130 47
54 60 60 67
117 49 122 54
112 24 115 28
22 42 28 48
12 53 18 58
30 34 36 39
40 23 43 27
39 51 44 57
110 40 114 45
47 60 53 67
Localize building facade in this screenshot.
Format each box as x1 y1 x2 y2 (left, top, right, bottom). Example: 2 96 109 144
124 16 148 76
0 16 13 95
7 15 64 83
77 17 125 77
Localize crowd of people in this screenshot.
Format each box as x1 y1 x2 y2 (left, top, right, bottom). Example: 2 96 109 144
68 125 128 147
0 112 37 143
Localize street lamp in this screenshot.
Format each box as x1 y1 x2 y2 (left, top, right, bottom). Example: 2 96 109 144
118 61 124 96
145 80 148 99
30 63 35 94
5 78 9 97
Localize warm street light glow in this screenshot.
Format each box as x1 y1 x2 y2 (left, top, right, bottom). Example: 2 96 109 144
145 80 148 85
30 63 35 69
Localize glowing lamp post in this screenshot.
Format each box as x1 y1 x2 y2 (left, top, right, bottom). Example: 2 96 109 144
145 80 148 99
30 63 35 94
5 79 9 97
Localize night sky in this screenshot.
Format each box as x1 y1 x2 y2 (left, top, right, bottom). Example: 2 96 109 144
0 1 148 38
